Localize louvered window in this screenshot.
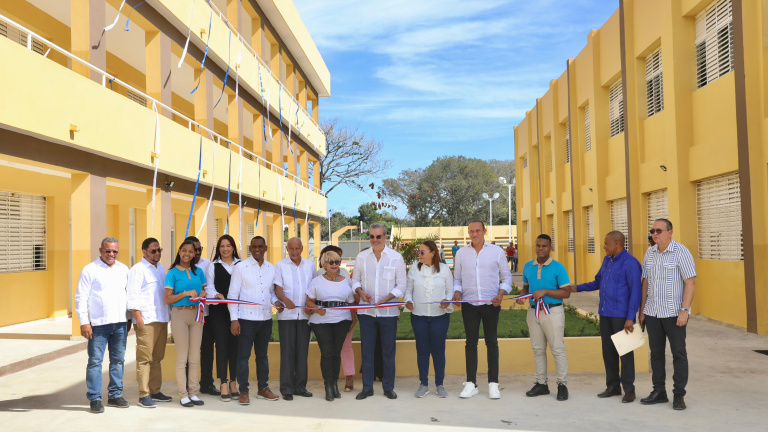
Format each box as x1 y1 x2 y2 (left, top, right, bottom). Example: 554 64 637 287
0 192 46 274
549 140 554 172
646 189 669 231
584 105 592 152
609 80 624 137
566 210 574 252
646 47 664 117
610 198 629 249
585 206 595 253
565 121 571 163
214 219 220 241
170 215 176 253
696 0 733 89
524 220 529 233
126 89 147 107
246 222 255 257
0 20 46 55
696 172 743 260
523 156 528 168
548 214 555 249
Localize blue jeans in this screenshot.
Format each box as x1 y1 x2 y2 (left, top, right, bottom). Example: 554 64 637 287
410 313 450 386
86 322 128 401
237 319 272 393
359 314 397 391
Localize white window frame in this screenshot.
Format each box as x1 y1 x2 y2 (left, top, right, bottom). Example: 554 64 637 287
695 0 734 89
696 172 743 260
609 80 625 137
0 191 47 274
646 47 664 117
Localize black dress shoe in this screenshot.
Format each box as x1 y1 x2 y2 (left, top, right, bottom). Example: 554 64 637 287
383 390 397 399
556 384 568 401
200 385 220 396
356 389 374 400
597 387 622 398
640 390 669 405
332 382 341 399
283 394 293 401
673 394 686 410
526 383 550 397
325 384 335 402
295 390 313 397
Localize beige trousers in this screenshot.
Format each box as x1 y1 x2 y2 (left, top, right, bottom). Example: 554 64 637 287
135 321 168 398
170 308 204 398
526 306 568 385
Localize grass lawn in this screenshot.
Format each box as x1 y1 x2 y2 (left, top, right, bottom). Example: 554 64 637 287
269 305 599 342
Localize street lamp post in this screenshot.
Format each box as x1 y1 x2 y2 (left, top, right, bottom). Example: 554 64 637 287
499 177 515 244
482 192 500 241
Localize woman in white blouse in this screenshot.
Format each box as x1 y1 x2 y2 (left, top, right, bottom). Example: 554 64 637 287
306 250 356 402
404 240 454 398
204 235 241 401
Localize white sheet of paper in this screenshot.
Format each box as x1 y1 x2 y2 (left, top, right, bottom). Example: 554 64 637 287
611 328 647 356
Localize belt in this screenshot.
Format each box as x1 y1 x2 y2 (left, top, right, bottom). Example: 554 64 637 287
531 303 562 309
315 300 348 308
174 305 197 310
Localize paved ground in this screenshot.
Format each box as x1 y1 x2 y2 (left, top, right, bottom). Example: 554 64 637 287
0 287 766 431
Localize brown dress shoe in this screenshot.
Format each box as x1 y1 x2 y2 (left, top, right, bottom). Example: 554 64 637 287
597 387 622 398
257 387 279 401
239 391 250 405
622 392 636 403
345 376 354 392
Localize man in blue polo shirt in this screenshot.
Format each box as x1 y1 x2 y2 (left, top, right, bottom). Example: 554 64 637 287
568 231 641 403
517 234 571 401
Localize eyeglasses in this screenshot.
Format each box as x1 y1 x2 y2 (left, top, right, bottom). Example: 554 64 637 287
369 235 383 240
194 247 203 252
327 260 341 266
104 250 119 254
148 248 163 254
649 229 666 235
418 250 430 256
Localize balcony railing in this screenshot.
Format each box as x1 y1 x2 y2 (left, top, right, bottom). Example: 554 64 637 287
0 13 323 196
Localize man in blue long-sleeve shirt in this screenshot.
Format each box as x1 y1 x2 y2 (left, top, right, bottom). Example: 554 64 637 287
568 231 641 403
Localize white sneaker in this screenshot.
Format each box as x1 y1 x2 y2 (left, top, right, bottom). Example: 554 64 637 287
459 382 479 398
489 382 501 399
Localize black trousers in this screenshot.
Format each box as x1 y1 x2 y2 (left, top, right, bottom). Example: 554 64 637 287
311 320 351 383
278 319 311 395
646 315 688 396
209 306 238 382
600 315 635 393
461 303 500 384
199 315 216 388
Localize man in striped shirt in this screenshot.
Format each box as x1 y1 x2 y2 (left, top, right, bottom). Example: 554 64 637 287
639 219 696 411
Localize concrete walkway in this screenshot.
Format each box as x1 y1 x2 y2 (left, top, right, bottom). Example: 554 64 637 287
0 291 766 431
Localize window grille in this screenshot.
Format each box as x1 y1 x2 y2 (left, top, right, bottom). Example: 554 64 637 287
0 191 47 274
0 20 46 55
646 47 664 117
696 172 742 260
696 0 733 88
246 222 255 257
214 219 220 241
566 210 574 252
586 206 595 253
523 157 528 168
584 105 592 152
610 198 629 249
548 214 555 249
646 189 669 231
549 140 554 172
126 89 147 107
609 80 624 137
565 121 571 163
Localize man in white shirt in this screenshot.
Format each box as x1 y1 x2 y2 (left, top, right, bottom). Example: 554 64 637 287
186 236 218 396
273 237 316 400
351 223 407 400
229 236 279 405
127 237 171 408
453 221 513 399
75 237 131 413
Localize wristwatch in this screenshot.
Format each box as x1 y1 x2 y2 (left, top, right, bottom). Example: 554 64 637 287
681 307 692 314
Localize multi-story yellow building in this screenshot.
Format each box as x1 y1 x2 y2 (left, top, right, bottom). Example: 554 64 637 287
515 0 768 334
0 0 330 332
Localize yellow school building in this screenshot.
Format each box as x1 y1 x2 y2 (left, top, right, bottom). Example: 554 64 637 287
0 0 330 333
515 0 768 334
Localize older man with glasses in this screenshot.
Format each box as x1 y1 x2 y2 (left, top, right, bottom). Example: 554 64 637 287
352 223 407 400
75 237 131 413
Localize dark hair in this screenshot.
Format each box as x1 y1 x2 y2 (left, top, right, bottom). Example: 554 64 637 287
654 218 673 231
251 236 266 245
172 239 199 275
536 234 552 246
141 237 159 250
212 234 241 262
417 240 441 273
468 220 486 229
320 245 343 257
184 236 201 244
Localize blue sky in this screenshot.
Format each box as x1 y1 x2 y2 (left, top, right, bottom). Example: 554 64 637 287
293 0 619 218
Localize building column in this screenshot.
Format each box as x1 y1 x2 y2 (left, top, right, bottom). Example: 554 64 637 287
300 220 309 258
117 204 132 268
271 127 283 168
70 0 105 82
146 187 172 269
70 173 106 337
146 31 173 119
313 221 321 265
227 204 243 255
299 150 308 182
228 93 244 146
312 156 320 190
267 213 283 264
194 68 214 130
